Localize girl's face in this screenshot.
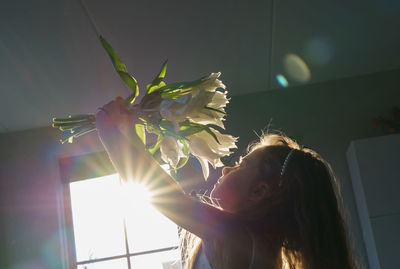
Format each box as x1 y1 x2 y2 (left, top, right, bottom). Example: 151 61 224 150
210 149 268 213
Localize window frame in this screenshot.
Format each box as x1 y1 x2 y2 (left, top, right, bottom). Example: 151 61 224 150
58 151 181 269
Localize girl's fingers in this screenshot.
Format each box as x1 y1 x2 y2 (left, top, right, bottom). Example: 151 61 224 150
102 98 121 113
98 107 110 116
97 96 132 122
115 96 124 103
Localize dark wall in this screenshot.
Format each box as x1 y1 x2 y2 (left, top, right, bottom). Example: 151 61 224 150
0 127 105 268
1 68 399 268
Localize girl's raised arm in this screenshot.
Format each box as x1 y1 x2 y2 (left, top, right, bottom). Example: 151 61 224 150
96 98 238 241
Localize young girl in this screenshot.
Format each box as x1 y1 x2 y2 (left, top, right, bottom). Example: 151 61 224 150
96 97 358 269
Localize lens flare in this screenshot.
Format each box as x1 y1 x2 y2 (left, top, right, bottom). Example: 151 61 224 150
283 54 311 83
306 38 333 65
276 74 289 88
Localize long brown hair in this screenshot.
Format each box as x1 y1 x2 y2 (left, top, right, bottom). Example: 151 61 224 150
181 132 358 269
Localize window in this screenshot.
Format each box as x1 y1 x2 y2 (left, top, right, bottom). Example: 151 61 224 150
59 152 182 269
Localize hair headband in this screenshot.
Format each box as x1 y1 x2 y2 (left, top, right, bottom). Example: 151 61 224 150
279 149 296 186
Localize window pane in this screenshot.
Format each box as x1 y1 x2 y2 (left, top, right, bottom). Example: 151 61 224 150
70 174 126 261
130 249 182 269
125 201 180 253
77 258 128 269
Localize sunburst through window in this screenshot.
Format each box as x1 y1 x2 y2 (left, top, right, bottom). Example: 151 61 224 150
69 172 182 269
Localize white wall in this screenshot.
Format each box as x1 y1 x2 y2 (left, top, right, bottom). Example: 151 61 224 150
347 134 400 269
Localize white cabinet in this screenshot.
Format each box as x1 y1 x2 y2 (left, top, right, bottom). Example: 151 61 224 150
346 134 400 269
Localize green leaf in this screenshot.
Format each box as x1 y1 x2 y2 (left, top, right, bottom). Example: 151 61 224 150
161 88 194 99
157 75 206 95
163 130 185 141
204 106 226 114
180 139 189 155
118 71 139 99
100 36 127 71
172 140 189 170
178 121 205 136
135 124 146 145
159 119 175 132
148 134 163 155
146 124 161 135
160 120 186 140
178 121 220 144
100 36 139 98
140 91 162 109
175 156 189 169
204 126 220 144
158 74 213 99
137 117 147 124
125 93 137 105
147 82 166 96
146 60 168 95
179 125 204 137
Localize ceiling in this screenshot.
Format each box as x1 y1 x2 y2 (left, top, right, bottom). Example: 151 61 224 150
1 0 399 133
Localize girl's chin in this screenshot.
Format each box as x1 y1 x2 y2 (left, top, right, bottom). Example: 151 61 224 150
210 188 216 199
210 184 219 197
210 187 218 200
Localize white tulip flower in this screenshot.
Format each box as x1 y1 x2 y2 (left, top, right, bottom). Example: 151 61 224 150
188 90 228 129
187 129 237 179
160 89 229 129
191 72 226 92
159 94 191 124
160 136 186 168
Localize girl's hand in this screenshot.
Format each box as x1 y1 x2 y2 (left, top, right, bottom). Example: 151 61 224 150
96 96 136 143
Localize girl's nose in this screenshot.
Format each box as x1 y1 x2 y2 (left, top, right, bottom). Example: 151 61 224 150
222 166 232 176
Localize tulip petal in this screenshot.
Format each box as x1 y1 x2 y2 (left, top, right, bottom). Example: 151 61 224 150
160 136 184 168
196 156 210 180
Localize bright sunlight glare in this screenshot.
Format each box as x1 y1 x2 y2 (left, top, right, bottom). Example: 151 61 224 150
70 173 181 268
121 183 152 210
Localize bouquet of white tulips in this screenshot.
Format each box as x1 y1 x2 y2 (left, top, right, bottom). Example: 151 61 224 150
52 36 237 180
